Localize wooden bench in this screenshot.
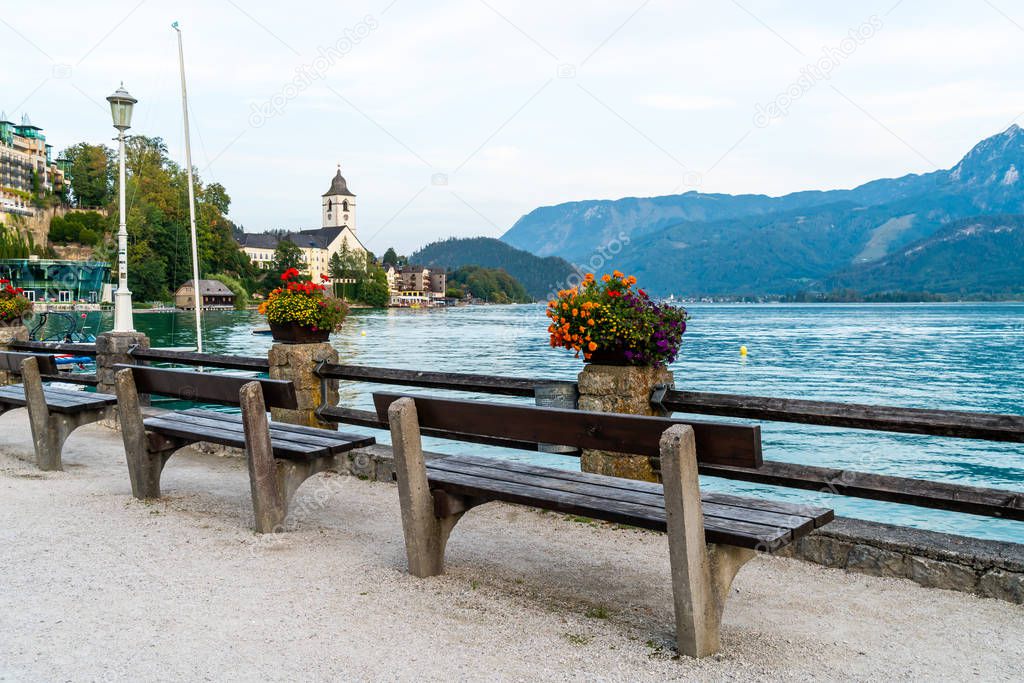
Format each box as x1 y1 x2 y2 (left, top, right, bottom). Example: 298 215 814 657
113 364 375 532
0 351 117 471
373 391 833 658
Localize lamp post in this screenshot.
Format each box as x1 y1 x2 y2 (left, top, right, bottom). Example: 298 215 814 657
106 84 137 332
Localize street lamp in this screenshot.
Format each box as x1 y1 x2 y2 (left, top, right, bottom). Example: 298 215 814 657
106 84 136 332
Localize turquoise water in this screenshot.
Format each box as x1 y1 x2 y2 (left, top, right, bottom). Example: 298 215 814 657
61 303 1024 544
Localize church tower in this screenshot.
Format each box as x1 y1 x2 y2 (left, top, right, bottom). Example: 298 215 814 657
322 165 356 231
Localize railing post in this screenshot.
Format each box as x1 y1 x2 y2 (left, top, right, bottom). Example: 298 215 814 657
577 364 675 482
267 342 339 428
95 331 150 396
0 321 30 386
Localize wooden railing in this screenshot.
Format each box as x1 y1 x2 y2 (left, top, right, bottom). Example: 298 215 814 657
14 342 1024 522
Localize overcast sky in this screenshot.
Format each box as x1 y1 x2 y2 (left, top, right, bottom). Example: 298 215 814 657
3 1 1022 254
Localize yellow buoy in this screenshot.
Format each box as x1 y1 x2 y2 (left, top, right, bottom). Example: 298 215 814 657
740 345 748 357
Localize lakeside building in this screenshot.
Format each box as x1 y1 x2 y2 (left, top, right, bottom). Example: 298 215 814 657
385 264 446 307
174 279 235 310
236 166 366 281
0 257 109 304
0 112 66 220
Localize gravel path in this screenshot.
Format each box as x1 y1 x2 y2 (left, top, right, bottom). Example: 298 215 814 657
0 416 1021 682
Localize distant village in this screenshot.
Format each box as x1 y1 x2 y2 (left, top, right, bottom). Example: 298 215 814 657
233 167 450 309
1 116 469 311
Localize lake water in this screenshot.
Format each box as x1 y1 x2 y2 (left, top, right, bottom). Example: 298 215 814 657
56 303 1024 544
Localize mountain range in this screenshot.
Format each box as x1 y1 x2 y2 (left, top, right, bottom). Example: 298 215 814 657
499 125 1024 297
411 237 576 300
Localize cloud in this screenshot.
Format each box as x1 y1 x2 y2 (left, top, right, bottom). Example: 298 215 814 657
638 94 733 111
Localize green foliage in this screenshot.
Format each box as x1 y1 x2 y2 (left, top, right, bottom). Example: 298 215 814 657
210 272 250 310
49 211 107 245
410 237 576 300
381 247 404 267
77 135 260 301
354 267 390 307
271 240 307 275
62 142 114 208
128 241 169 302
0 227 31 259
447 265 531 303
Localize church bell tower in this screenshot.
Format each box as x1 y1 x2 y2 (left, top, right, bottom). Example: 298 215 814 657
322 165 356 231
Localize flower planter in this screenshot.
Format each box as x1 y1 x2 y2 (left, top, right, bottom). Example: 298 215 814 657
269 322 330 344
583 349 638 366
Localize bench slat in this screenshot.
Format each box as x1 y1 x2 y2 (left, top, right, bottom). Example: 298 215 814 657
165 410 367 453
0 385 116 412
428 453 833 528
372 392 762 468
426 466 793 550
143 416 326 458
176 409 368 448
0 351 58 376
426 455 822 539
143 411 374 460
114 364 299 410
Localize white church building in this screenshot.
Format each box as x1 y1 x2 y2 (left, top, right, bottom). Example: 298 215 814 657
237 166 368 281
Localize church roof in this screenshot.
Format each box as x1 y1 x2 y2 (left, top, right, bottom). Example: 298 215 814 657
235 226 365 252
322 167 355 197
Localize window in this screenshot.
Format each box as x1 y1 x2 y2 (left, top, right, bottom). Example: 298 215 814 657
58 290 71 302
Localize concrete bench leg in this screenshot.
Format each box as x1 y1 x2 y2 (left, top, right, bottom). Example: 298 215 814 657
388 397 467 577
240 381 344 534
116 367 179 498
22 356 114 471
661 424 755 658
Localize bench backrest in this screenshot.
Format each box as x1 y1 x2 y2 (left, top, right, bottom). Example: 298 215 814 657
114 364 299 409
372 392 762 468
0 351 58 376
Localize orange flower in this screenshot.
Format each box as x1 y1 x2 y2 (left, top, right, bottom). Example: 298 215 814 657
588 341 597 351
627 276 637 285
601 274 611 283
613 270 624 278
588 318 595 326
571 308 578 316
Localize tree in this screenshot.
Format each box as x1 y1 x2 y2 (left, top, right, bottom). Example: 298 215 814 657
328 252 345 297
62 142 113 207
355 267 391 307
327 239 367 299
381 247 400 266
270 239 307 275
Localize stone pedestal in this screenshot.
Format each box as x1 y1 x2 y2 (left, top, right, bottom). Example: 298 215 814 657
577 363 674 483
96 331 150 396
0 324 29 385
268 342 339 428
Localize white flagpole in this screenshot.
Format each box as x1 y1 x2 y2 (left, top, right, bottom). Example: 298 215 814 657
173 21 204 353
